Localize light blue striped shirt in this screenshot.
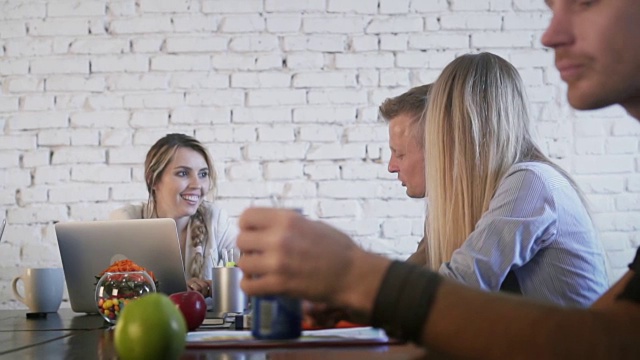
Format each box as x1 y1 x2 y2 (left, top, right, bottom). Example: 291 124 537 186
439 162 609 307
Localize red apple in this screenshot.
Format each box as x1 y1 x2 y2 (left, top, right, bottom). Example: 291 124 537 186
168 290 207 331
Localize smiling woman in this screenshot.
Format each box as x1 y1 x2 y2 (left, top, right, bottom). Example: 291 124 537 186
109 133 239 299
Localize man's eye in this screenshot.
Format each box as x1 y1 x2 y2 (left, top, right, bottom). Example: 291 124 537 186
577 0 595 8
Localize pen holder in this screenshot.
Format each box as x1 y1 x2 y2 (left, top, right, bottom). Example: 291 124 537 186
211 267 247 318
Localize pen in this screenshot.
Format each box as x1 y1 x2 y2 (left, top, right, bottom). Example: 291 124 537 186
226 249 236 267
209 249 219 269
270 193 281 208
0 219 6 243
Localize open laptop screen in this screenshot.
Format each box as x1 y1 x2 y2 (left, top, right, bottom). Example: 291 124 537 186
55 218 188 313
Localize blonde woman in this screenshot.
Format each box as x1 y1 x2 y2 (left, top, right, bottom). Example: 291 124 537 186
110 133 238 298
421 52 607 306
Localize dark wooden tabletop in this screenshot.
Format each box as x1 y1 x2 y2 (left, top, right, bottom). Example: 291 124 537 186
0 309 429 359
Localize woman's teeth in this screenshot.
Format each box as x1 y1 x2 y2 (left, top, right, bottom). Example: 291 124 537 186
181 195 199 202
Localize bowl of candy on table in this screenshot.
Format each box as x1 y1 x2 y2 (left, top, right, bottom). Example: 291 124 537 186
95 259 158 324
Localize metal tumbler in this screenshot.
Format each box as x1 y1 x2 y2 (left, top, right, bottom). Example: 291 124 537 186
212 267 247 318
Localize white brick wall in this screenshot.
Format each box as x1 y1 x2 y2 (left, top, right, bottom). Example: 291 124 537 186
1 0 638 309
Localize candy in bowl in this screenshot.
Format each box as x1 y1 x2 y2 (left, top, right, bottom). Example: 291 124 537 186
95 270 156 324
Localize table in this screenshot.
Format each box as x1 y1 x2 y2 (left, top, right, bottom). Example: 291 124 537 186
0 309 428 359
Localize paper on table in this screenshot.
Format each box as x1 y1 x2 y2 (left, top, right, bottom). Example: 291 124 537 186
187 327 388 342
304 327 389 340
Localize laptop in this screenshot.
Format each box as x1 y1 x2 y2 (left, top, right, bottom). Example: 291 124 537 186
55 218 188 314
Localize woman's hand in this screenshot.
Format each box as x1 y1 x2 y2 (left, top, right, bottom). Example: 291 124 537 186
187 278 212 298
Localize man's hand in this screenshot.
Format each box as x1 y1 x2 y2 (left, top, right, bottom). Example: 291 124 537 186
237 208 362 304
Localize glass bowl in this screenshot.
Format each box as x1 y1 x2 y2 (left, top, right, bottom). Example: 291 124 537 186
95 271 156 324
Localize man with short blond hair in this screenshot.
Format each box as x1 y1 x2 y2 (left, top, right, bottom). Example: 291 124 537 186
379 84 432 265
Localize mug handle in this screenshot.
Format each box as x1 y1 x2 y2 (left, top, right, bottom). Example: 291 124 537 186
11 276 26 305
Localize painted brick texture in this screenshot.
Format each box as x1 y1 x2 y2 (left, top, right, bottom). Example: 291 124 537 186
1 0 638 309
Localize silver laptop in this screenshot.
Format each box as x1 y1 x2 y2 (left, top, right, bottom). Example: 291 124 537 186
55 218 188 314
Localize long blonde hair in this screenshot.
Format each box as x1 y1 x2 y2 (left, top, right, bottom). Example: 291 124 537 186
144 133 217 279
424 53 585 270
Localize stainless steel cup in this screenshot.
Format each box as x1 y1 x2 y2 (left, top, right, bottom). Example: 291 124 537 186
212 267 247 318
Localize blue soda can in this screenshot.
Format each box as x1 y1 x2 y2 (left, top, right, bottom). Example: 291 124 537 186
251 296 302 339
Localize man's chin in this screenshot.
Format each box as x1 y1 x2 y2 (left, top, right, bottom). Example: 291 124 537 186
567 84 619 111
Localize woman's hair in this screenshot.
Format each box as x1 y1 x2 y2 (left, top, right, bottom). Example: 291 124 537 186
423 52 587 270
144 133 217 279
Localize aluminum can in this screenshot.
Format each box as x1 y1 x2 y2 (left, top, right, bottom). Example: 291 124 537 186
251 296 301 339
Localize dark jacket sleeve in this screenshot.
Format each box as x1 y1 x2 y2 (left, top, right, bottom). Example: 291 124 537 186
617 248 640 303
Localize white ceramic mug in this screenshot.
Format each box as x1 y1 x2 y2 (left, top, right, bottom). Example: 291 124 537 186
12 268 64 313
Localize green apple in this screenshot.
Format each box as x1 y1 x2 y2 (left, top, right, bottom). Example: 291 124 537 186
114 293 187 360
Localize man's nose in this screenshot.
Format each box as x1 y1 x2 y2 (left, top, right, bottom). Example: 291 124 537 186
388 158 399 173
541 7 573 49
